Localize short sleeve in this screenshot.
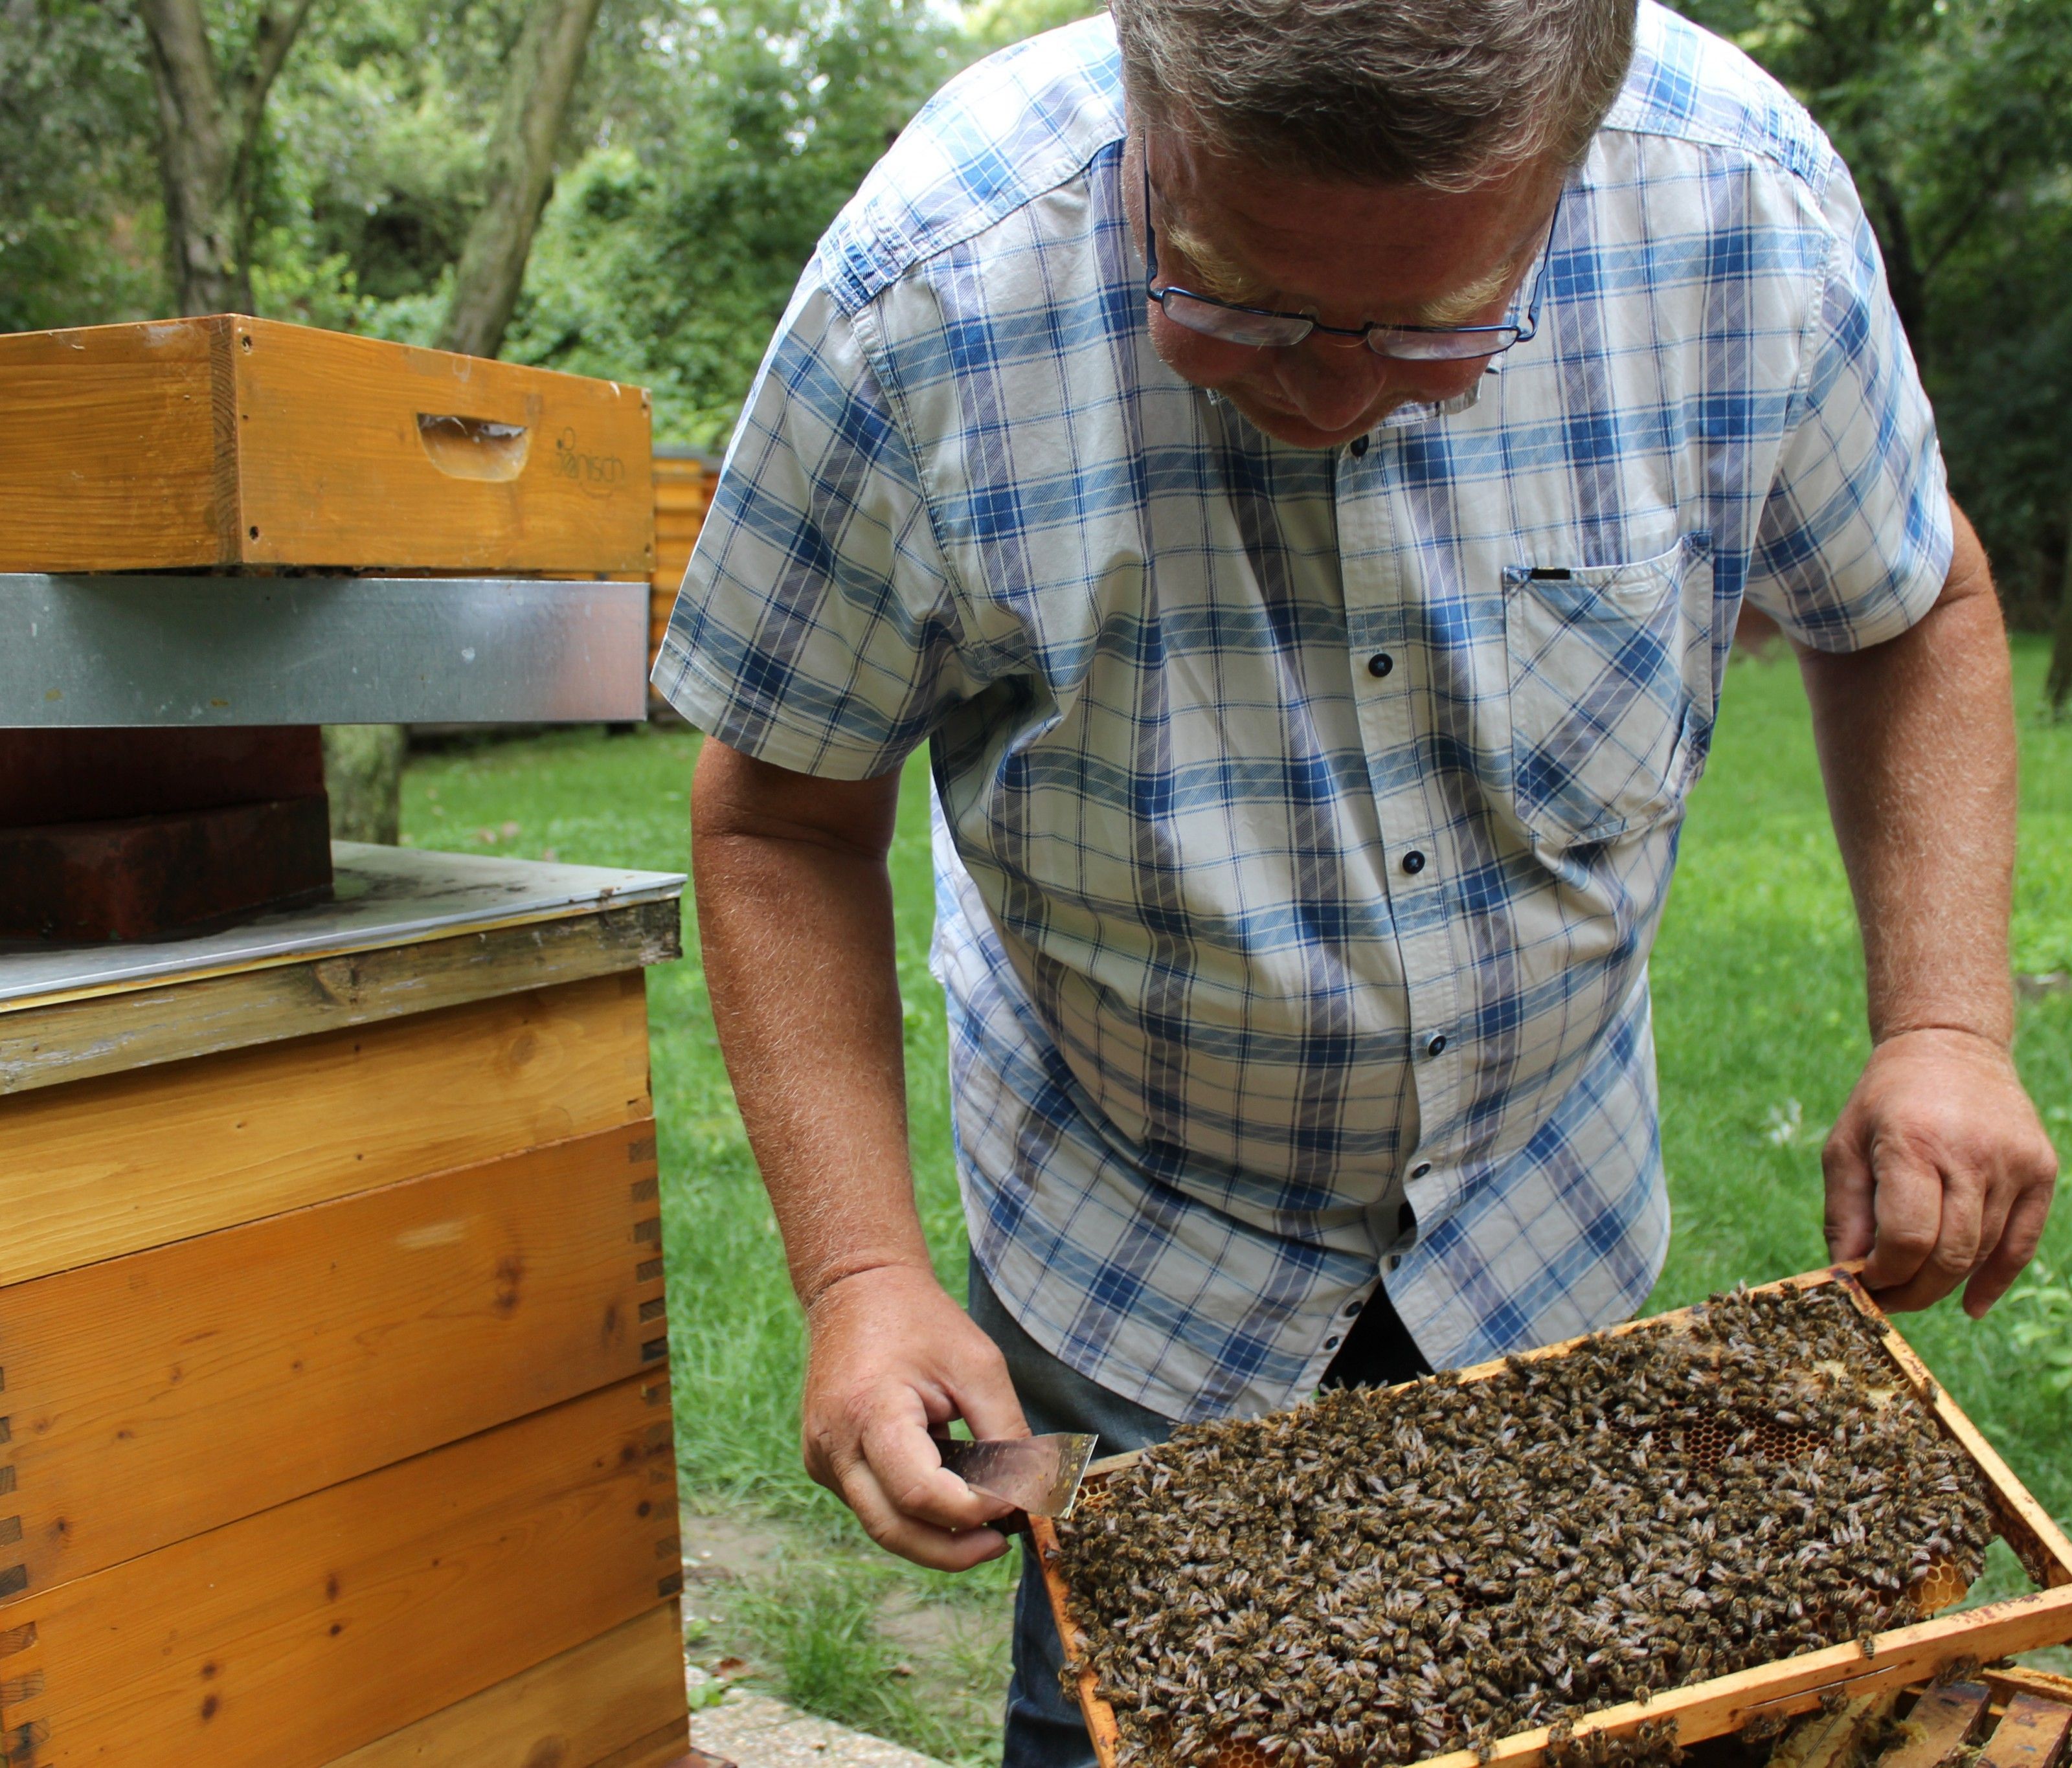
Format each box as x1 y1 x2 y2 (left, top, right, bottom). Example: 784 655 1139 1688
1743 160 1952 651
651 274 980 778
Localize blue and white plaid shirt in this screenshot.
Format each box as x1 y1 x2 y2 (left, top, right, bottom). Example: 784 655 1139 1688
656 1 1952 1422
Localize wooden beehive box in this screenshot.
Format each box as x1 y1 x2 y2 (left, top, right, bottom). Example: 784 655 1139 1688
649 450 714 676
1036 1268 2072 1768
0 848 692 1767
1761 1666 2072 1768
0 315 654 576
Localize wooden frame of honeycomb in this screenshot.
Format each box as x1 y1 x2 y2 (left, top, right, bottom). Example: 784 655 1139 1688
1032 1265 2072 1768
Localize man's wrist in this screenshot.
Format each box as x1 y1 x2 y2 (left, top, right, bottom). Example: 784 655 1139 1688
1868 1019 2014 1056
799 1254 940 1319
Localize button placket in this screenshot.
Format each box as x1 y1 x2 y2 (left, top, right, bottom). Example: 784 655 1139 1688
1337 443 1466 1253
1365 462 1469 1173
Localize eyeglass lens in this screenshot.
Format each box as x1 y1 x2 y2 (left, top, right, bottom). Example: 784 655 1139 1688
1158 288 1531 360
1142 139 1546 362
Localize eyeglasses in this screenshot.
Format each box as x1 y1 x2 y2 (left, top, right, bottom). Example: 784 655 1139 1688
1139 139 1559 362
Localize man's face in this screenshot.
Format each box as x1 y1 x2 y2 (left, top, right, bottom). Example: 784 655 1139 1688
1130 129 1563 449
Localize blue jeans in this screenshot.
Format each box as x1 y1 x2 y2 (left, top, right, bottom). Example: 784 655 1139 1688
966 1262 1173 1768
965 1258 1432 1768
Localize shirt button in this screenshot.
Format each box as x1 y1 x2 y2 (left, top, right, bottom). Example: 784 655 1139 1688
1349 435 1370 458
1366 651 1393 678
1345 1298 1364 1317
1409 1162 1432 1181
1401 849 1426 875
1389 1255 1403 1272
1324 1335 1342 1350
1425 1033 1448 1058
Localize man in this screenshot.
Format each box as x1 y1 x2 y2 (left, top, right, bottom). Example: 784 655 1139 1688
656 1 2058 1762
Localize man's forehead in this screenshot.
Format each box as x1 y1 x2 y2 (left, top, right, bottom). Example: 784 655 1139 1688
1150 131 1557 324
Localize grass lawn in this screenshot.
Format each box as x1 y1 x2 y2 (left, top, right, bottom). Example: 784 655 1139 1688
400 636 2072 1765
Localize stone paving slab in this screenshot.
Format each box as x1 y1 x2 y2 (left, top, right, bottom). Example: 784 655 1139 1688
686 1667 948 1768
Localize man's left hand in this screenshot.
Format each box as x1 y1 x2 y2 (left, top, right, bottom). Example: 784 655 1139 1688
1823 1027 2058 1316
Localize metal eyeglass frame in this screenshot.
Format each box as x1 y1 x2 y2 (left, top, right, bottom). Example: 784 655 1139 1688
1138 139 1561 362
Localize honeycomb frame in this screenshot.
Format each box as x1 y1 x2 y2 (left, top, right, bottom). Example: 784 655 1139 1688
1032 1266 2072 1768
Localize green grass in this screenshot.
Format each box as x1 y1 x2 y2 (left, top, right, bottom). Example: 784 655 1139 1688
398 636 2072 1758
1649 638 2072 1527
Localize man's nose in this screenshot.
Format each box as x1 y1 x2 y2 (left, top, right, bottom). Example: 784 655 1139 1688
1276 339 1392 429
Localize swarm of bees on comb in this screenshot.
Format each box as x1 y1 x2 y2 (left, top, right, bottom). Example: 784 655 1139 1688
1053 1285 1997 1768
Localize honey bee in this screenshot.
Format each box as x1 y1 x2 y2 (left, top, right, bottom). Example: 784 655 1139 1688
1053 1284 1992 1768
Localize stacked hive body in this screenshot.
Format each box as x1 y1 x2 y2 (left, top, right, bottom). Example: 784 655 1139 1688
0 847 692 1767
0 315 690 1767
1768 1668 2072 1768
649 449 715 693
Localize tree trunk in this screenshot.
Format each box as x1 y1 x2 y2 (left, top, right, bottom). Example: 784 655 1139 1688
435 0 609 359
135 0 318 315
322 725 409 845
2046 502 2072 721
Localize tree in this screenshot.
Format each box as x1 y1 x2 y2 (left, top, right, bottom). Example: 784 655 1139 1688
0 1 166 331
497 0 967 442
2049 517 2072 718
1678 0 2072 707
135 0 321 313
436 0 611 358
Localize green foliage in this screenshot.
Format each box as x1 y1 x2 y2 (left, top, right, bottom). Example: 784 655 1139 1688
493 0 967 442
109 0 972 442
961 0 1094 57
1671 0 2072 632
2009 1259 2072 1398
0 0 166 330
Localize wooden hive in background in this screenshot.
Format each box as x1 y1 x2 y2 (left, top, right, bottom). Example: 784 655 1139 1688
0 315 655 576
649 447 716 685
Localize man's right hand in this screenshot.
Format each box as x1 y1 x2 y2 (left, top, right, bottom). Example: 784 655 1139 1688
802 1263 1033 1571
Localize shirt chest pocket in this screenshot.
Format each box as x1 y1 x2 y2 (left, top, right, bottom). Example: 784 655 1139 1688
1502 533 1713 847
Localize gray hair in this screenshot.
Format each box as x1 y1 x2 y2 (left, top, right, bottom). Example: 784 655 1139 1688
1110 0 1638 190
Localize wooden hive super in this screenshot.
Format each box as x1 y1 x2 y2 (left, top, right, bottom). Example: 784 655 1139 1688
0 315 654 576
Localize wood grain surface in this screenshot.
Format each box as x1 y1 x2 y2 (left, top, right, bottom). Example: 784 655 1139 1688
0 315 653 574
324 1603 688 1768
1771 1690 1899 1768
1975 1694 2072 1768
0 1122 665 1598
0 970 652 1285
0 320 225 570
0 1372 681 1767
1876 1683 1992 1768
232 317 653 574
0 898 679 1096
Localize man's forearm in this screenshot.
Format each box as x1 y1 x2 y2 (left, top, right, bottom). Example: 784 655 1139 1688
1797 501 2016 1047
691 740 1027 1569
1794 497 2055 1314
690 744 931 1310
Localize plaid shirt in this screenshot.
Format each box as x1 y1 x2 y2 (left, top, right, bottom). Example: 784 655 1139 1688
655 1 1951 1422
